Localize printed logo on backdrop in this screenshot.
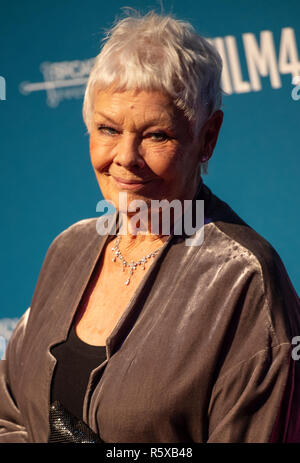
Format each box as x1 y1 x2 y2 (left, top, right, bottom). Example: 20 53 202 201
291 76 300 100
0 76 6 100
210 27 300 95
0 318 19 359
19 58 95 107
18 27 300 106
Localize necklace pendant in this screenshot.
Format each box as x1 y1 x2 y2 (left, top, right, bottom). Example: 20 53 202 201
111 233 163 285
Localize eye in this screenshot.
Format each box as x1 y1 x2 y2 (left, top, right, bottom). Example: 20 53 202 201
146 132 171 142
97 125 119 135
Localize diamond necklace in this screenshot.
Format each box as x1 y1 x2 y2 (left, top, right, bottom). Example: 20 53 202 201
111 234 164 285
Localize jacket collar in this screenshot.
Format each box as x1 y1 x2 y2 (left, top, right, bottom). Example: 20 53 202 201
48 179 206 356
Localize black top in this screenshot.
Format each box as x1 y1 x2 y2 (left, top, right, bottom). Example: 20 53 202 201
50 324 107 421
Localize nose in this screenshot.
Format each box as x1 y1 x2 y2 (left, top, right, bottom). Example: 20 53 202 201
114 133 145 169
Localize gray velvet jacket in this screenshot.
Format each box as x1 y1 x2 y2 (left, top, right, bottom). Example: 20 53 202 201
1 182 300 443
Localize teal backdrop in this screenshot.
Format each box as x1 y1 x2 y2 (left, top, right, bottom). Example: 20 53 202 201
0 0 299 320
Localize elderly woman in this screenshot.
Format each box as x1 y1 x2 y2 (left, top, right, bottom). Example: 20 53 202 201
1 12 300 444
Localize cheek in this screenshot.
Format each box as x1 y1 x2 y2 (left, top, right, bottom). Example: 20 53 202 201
89 135 112 171
143 144 184 178
89 135 97 154
89 135 98 166
153 147 189 180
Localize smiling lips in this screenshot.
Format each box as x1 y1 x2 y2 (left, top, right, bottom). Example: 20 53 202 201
112 175 152 189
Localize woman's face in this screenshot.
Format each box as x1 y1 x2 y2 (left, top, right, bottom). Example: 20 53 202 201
89 87 220 214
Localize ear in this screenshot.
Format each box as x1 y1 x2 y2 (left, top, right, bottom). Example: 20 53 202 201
198 110 224 162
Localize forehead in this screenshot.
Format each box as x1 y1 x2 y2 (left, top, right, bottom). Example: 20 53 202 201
93 87 184 125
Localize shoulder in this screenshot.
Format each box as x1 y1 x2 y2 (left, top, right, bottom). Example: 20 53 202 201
44 215 115 260
203 183 277 264
49 217 99 251
35 217 99 274
203 183 292 287
201 184 300 341
49 212 119 252
29 216 109 310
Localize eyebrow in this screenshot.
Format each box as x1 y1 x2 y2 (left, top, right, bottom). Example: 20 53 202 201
94 111 174 129
94 111 120 125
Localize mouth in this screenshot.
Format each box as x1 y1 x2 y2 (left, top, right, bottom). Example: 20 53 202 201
112 176 152 190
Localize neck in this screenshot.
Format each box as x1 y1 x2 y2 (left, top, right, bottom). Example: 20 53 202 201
117 212 169 250
115 177 204 249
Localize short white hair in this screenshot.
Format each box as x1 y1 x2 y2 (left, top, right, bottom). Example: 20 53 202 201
82 11 223 174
